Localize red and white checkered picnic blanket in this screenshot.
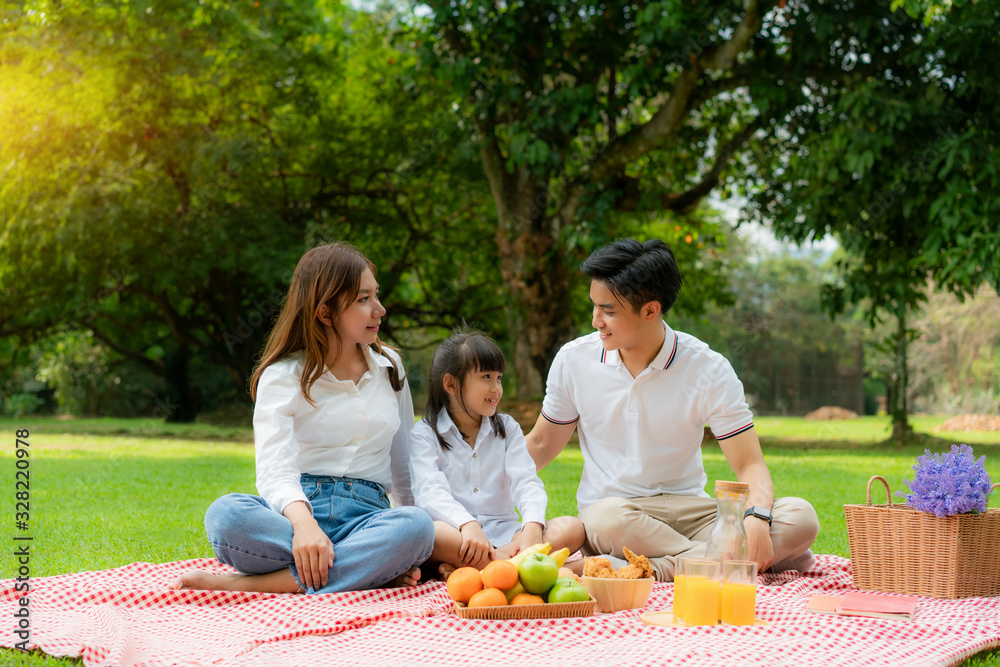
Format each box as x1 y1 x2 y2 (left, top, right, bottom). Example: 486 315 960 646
2 555 998 666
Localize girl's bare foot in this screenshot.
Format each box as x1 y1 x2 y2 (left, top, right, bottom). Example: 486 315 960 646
566 559 585 576
438 562 456 581
386 566 421 588
172 568 302 594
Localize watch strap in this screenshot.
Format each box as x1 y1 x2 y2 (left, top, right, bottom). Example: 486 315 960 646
744 505 773 526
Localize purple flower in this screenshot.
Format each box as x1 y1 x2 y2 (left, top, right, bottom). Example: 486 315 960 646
896 444 993 517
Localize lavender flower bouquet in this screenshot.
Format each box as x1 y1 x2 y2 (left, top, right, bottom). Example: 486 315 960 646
897 444 993 518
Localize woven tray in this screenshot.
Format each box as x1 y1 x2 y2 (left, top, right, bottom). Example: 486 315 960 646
453 597 596 620
844 476 1000 599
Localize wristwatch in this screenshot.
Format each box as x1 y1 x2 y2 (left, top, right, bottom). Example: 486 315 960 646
744 505 773 526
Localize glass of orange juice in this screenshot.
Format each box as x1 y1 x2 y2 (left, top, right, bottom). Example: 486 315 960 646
682 559 721 626
672 554 695 624
721 560 757 626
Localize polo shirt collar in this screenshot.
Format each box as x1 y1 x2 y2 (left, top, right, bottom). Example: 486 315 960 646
651 321 680 371
599 321 679 372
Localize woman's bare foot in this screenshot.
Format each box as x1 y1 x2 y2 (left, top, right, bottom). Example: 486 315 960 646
386 566 421 588
438 562 456 581
172 568 302 594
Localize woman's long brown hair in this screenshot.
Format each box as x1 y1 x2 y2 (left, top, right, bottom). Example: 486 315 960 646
249 243 401 405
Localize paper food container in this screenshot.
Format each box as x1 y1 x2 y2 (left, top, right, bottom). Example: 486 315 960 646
582 576 655 613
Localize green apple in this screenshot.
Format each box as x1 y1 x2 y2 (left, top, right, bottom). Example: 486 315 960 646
517 553 559 594
547 580 591 604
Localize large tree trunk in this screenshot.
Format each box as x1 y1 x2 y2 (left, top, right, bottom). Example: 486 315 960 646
443 0 766 398
491 170 575 397
889 312 913 442
163 343 201 423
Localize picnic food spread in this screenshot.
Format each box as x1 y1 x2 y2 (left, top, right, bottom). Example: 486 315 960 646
447 542 589 609
583 546 654 579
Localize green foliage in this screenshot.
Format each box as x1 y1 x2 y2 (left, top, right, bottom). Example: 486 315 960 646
2 392 44 417
409 0 798 392
0 1 506 416
671 241 866 415
743 0 999 434
904 288 1000 415
747 0 1000 325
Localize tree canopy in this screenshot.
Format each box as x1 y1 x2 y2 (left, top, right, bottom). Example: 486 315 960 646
2 0 998 422
744 0 1000 435
0 1 504 418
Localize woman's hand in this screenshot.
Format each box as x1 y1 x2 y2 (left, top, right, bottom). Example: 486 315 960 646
285 501 335 591
459 521 494 568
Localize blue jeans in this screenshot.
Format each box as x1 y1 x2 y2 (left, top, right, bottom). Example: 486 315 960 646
204 475 435 593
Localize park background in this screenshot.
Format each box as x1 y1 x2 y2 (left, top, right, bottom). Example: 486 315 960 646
1 0 999 664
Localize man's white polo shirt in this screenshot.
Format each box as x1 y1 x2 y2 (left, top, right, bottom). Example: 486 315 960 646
541 321 754 510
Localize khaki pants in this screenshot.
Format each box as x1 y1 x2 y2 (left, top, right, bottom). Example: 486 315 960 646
579 494 819 580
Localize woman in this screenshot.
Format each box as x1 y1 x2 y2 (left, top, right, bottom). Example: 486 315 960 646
175 243 434 593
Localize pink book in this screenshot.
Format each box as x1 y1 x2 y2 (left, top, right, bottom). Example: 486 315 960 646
835 591 919 621
804 594 843 615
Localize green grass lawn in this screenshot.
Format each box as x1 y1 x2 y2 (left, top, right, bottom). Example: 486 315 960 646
0 415 998 665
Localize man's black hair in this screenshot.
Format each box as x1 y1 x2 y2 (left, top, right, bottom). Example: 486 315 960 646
580 238 682 315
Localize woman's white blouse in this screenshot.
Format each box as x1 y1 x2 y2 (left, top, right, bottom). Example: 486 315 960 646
409 410 547 543
253 346 415 515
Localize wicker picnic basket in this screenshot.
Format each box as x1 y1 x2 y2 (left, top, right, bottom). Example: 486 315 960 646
844 476 1000 599
454 597 596 620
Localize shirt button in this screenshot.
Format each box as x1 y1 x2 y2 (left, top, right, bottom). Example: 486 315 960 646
472 453 477 458
473 488 478 493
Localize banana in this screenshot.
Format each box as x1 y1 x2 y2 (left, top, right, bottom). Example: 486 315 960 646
509 542 551 567
503 581 526 603
549 547 571 568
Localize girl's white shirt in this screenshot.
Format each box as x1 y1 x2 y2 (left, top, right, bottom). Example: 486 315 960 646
409 409 548 544
253 346 416 516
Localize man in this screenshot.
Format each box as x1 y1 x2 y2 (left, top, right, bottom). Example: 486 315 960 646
526 238 818 580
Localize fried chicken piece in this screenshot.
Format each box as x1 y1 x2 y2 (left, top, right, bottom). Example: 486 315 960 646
618 546 654 579
583 557 618 579
558 567 582 584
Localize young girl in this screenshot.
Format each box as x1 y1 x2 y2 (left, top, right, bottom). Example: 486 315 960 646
175 243 434 594
409 332 585 574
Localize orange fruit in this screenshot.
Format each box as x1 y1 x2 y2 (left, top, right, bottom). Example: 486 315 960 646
468 587 507 608
510 592 545 605
481 560 519 590
446 567 484 603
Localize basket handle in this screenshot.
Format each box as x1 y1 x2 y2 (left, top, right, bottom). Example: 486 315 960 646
865 475 892 506
989 483 1000 508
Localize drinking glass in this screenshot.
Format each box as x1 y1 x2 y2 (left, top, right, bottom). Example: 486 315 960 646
721 560 758 626
672 554 696 624
682 558 721 626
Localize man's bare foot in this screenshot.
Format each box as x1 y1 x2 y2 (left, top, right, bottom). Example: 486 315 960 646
386 566 421 588
172 568 302 594
438 562 456 581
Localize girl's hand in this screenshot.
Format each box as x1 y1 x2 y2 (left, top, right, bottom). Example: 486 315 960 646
291 517 336 591
459 522 494 568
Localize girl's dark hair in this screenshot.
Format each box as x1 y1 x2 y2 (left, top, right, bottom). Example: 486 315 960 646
249 242 402 405
580 238 683 315
424 331 507 450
